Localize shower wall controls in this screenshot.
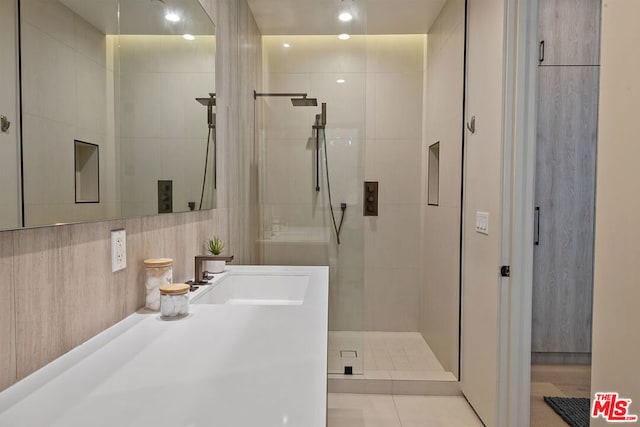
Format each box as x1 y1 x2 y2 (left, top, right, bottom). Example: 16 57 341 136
158 180 173 214
363 181 379 216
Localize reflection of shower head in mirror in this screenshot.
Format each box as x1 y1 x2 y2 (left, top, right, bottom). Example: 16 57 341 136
197 93 217 210
195 93 216 128
196 93 216 107
254 91 318 107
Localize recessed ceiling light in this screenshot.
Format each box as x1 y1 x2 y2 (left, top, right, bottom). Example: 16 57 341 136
283 43 291 48
338 12 353 22
183 34 195 41
336 79 346 84
338 33 350 40
165 13 180 22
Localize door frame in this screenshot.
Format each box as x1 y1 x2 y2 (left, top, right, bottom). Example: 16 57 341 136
0 0 23 229
497 0 539 426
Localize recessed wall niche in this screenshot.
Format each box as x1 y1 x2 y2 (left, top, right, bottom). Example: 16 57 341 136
428 141 440 206
74 140 100 203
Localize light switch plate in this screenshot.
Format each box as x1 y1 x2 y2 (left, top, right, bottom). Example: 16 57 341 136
475 211 489 235
111 229 127 272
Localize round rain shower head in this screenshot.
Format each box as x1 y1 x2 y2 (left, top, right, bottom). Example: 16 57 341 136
291 96 318 107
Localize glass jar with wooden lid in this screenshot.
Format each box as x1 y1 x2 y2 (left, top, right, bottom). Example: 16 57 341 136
144 258 173 311
159 283 190 319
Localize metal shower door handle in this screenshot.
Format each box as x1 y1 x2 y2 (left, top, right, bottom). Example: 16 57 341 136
534 206 540 245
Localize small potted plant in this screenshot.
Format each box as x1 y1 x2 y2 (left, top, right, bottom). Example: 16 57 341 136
204 236 226 273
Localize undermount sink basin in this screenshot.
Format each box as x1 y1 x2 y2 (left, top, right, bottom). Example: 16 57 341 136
192 273 309 306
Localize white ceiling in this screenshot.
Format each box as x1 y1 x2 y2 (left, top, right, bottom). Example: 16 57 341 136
59 0 215 35
246 0 448 35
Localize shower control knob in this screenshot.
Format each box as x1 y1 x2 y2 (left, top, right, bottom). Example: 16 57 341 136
157 180 173 214
363 181 378 217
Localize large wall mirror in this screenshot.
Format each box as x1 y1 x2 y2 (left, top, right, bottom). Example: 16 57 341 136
0 0 216 231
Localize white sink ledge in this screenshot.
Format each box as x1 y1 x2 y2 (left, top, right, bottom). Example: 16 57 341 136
0 265 329 427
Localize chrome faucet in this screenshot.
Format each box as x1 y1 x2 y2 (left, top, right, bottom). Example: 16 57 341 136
187 255 234 285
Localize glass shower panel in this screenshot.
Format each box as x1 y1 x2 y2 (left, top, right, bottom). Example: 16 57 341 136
257 34 366 375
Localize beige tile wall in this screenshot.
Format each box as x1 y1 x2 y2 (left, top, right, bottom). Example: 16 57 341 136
260 34 425 332
213 0 262 265
238 0 262 264
20 0 119 226
364 35 426 332
419 0 465 376
117 35 216 216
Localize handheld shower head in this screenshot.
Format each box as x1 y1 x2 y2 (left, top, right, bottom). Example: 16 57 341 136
321 102 327 126
291 96 318 107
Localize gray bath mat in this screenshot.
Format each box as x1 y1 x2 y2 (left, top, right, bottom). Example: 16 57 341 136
544 396 590 427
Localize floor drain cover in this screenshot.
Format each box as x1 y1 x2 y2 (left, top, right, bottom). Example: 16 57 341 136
340 350 358 358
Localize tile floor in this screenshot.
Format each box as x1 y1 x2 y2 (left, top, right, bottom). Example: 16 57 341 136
327 393 483 426
329 331 455 380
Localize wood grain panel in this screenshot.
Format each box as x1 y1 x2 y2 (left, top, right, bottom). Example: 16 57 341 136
533 66 599 353
0 231 16 391
14 226 67 379
120 217 146 315
539 0 601 66
58 221 125 350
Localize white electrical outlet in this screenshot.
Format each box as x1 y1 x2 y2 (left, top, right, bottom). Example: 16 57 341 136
475 211 489 235
111 229 127 272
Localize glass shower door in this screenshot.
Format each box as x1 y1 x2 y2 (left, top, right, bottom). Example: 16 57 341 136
257 35 366 375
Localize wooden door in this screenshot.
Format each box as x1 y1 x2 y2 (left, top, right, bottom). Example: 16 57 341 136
538 0 601 66
532 66 599 354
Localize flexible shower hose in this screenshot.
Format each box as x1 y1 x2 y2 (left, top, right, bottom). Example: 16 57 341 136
322 128 346 245
199 127 213 210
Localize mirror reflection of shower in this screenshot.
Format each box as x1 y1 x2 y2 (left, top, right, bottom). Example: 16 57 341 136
254 90 318 107
196 93 216 210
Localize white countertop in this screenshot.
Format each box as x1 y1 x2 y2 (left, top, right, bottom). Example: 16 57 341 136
0 266 329 427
